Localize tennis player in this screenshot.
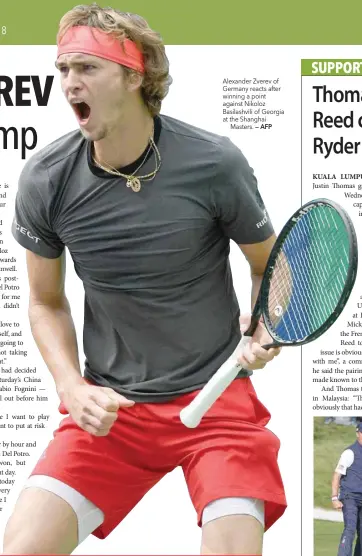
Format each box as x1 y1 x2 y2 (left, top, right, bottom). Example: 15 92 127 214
333 423 362 556
4 4 286 554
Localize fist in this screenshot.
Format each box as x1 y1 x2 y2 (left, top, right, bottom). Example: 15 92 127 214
332 499 343 510
60 382 135 436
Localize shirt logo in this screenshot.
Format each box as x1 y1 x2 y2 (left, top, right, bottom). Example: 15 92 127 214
256 210 268 229
13 218 40 244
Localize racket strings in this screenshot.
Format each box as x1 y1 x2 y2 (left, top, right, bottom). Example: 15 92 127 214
296 218 346 314
271 245 318 339
284 210 348 332
285 236 333 333
304 215 349 308
266 206 351 342
285 216 347 327
269 227 328 331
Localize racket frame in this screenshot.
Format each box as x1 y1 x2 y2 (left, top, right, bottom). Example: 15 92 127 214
259 198 358 348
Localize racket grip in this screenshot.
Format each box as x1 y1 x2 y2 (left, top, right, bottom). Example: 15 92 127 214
179 335 251 428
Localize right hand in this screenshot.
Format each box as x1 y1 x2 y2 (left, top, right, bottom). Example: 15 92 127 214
332 499 343 510
238 315 281 371
59 381 135 436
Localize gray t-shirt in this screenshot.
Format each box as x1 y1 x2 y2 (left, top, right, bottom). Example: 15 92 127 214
12 114 274 402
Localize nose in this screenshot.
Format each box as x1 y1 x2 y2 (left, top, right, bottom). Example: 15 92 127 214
63 69 83 96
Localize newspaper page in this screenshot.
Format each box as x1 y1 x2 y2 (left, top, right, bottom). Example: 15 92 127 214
0 2 360 556
302 60 362 555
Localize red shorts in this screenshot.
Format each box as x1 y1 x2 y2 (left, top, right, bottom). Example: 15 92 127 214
31 377 286 539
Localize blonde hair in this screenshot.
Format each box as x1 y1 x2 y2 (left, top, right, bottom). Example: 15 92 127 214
57 3 172 116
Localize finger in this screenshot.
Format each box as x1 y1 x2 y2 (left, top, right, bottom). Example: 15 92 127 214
89 388 128 412
105 389 136 408
241 342 269 366
237 352 266 371
266 346 282 357
239 345 268 370
238 344 257 367
250 343 272 361
236 357 252 371
252 343 281 361
80 412 116 432
239 360 267 372
83 405 118 427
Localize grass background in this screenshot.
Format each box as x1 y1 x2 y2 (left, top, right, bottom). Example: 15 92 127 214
314 520 344 556
314 417 357 508
314 417 358 555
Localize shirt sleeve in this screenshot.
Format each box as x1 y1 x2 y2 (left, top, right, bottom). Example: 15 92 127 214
12 156 64 259
335 449 354 475
211 138 274 244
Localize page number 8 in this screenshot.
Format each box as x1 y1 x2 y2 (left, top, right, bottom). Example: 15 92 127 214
2 26 6 35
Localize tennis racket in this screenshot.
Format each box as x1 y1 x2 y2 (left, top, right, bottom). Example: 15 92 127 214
179 198 358 428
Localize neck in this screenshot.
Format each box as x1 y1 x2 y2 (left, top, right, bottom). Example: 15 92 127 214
93 105 154 170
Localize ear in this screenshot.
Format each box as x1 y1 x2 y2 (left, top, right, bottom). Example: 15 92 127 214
126 71 143 92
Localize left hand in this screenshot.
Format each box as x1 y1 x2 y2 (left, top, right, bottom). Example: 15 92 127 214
238 314 282 371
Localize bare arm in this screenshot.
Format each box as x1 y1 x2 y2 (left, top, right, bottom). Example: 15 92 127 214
236 234 281 370
332 472 343 510
27 250 83 398
26 250 134 436
239 234 277 309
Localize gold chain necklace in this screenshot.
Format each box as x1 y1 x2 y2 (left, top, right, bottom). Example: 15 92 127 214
93 126 162 193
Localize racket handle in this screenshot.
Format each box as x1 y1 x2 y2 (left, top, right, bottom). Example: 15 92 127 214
179 335 251 428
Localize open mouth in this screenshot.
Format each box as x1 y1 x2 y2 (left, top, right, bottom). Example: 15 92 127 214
72 101 91 125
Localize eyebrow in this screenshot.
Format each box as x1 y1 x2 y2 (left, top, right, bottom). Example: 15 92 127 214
54 58 99 69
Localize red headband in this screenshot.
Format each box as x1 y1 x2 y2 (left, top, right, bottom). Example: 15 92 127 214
57 26 145 73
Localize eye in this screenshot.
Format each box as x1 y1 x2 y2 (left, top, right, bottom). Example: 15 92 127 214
58 66 69 76
83 64 96 72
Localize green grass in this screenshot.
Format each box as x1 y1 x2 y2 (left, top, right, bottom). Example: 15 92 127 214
314 519 344 556
314 417 357 508
314 519 359 555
